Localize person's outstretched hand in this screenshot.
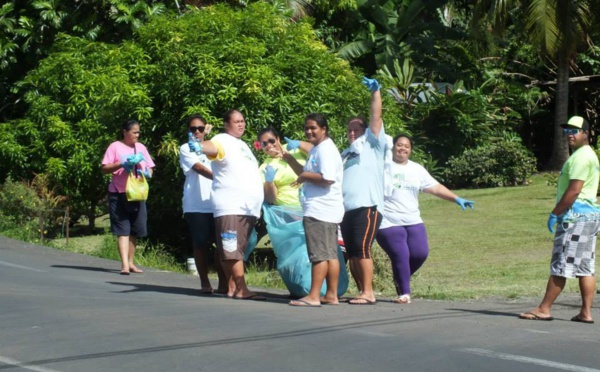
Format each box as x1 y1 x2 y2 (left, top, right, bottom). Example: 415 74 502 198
455 197 475 211
264 165 278 183
547 213 558 234
188 138 202 154
284 137 300 151
362 76 381 92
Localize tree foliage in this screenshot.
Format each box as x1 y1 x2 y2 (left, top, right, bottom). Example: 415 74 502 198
0 0 174 121
1 3 405 247
1 36 154 228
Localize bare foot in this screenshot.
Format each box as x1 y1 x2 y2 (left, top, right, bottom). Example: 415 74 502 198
518 309 553 321
289 297 321 307
129 266 144 273
319 296 339 305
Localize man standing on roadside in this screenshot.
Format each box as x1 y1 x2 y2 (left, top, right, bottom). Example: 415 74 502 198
341 77 387 305
519 116 600 324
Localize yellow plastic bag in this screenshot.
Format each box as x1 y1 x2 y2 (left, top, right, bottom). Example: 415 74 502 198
125 171 149 202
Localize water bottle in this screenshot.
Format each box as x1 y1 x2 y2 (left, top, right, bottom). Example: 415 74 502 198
187 257 198 276
188 132 201 155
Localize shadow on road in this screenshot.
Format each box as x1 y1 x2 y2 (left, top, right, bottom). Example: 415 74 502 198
106 281 289 302
52 264 120 274
449 308 520 318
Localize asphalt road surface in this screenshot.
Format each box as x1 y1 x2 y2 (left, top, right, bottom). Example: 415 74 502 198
1 236 599 372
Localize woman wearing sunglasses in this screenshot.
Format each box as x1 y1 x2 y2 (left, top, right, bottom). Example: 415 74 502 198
179 114 227 294
257 127 308 207
193 109 265 300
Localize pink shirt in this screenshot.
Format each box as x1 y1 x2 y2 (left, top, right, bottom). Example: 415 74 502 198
102 141 155 193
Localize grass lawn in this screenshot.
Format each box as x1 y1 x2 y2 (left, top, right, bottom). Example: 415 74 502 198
22 173 599 300
403 172 593 300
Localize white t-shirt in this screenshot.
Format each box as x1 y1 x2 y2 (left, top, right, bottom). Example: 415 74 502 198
383 134 394 198
208 133 264 218
380 160 438 228
179 143 213 213
301 137 344 223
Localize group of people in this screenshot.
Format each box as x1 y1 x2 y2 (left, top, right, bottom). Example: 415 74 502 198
100 77 480 307
102 80 600 323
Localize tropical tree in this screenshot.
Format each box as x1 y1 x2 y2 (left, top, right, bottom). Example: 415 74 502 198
469 0 599 170
2 3 406 244
0 0 173 122
332 0 467 78
0 37 154 229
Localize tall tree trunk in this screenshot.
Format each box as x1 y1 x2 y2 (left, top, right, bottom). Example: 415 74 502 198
547 55 570 170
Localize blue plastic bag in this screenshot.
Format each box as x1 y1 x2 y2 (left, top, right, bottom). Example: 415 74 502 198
262 204 348 297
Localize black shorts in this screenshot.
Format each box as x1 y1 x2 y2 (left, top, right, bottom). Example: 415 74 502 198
340 206 381 259
108 192 148 237
184 212 215 249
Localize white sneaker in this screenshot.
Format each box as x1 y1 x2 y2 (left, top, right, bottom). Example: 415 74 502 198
393 294 411 304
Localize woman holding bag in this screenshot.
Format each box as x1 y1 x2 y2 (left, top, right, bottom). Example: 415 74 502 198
101 119 155 275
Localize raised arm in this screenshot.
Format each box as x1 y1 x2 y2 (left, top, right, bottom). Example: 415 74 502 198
363 77 383 137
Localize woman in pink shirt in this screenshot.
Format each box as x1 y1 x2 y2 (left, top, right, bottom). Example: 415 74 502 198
101 119 155 275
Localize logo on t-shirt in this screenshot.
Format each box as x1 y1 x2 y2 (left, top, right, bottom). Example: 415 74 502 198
240 144 255 163
306 157 319 172
392 172 418 191
342 151 360 170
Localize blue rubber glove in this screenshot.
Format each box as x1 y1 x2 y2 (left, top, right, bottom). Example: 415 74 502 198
127 153 145 165
362 76 381 92
547 213 558 234
121 160 133 173
284 137 300 151
137 168 151 178
264 165 278 183
455 197 475 211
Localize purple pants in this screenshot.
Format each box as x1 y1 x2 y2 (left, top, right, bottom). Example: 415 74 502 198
376 224 429 295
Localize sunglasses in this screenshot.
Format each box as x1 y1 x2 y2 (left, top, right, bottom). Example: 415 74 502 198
563 128 582 135
189 126 205 133
261 138 277 148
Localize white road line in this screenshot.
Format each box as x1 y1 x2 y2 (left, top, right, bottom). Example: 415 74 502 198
461 348 600 372
0 356 63 372
0 261 46 272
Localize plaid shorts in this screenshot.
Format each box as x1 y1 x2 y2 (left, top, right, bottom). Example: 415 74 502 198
551 220 600 278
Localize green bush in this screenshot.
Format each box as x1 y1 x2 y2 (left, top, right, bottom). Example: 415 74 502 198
0 175 67 240
444 140 538 188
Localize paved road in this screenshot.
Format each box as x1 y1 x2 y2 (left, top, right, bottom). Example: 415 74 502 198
1 236 599 372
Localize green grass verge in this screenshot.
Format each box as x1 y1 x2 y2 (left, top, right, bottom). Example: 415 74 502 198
4 173 597 300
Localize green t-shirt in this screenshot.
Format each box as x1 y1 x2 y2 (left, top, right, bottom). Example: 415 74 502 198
557 145 600 221
259 146 307 207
